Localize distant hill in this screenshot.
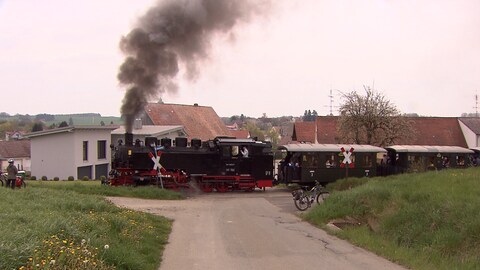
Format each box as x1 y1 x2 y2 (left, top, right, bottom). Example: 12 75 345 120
0 112 123 126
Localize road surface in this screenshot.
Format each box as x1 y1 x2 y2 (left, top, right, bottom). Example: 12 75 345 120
108 188 407 270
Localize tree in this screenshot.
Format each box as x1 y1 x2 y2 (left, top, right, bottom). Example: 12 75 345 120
31 122 44 132
337 86 414 146
244 121 265 141
58 121 69 128
302 109 318 122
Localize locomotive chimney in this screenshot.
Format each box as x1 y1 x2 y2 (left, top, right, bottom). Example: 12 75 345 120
125 132 134 146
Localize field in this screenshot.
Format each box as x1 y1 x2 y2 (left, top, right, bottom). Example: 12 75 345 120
0 182 182 270
2 168 480 269
305 167 480 270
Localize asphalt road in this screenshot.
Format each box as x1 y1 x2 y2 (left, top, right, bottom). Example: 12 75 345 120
108 188 407 270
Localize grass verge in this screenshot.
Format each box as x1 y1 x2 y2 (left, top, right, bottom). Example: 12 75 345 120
0 182 180 269
304 167 480 270
28 180 184 200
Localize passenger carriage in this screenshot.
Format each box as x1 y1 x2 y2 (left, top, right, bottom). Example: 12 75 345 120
277 143 386 186
383 145 474 174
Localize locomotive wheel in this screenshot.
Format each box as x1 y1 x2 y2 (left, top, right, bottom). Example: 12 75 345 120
215 184 229 193
201 183 214 193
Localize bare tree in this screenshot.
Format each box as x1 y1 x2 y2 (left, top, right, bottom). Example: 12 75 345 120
337 86 414 146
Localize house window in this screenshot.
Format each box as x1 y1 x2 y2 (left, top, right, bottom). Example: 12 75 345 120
97 140 106 159
83 141 88 161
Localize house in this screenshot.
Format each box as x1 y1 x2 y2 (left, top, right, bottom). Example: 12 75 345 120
5 131 26 141
141 103 232 141
292 116 469 147
230 129 250 139
24 125 118 180
0 140 31 172
458 118 480 149
111 123 187 146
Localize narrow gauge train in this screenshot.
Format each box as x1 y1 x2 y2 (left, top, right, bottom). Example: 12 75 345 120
276 143 475 186
109 133 274 192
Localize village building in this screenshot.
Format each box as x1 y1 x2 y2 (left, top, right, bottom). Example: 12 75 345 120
25 125 118 180
0 140 31 172
141 103 232 141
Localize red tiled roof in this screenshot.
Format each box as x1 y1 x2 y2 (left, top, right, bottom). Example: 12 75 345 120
230 130 250 139
0 140 31 159
143 103 232 141
292 122 315 142
401 117 467 147
293 116 468 147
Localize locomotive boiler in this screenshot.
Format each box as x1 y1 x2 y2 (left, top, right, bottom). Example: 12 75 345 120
109 133 274 192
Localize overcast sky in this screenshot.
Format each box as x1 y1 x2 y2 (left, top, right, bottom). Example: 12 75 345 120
0 0 479 118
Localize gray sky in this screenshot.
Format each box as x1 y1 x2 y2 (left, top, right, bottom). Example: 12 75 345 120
0 0 479 118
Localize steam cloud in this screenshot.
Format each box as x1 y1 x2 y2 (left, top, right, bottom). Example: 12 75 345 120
118 0 270 132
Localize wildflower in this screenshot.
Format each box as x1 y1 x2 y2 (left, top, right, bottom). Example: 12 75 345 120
50 260 56 265
81 239 86 245
104 244 109 250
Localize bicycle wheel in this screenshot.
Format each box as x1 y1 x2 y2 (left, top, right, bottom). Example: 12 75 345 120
316 191 330 204
294 194 311 211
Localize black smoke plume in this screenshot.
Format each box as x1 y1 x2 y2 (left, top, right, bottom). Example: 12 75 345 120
118 0 270 132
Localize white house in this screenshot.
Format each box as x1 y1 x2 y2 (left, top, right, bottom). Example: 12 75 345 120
25 125 118 180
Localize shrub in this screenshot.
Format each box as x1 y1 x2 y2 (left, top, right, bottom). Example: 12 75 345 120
53 177 60 181
30 176 37 180
99 175 106 182
82 176 90 181
67 176 74 181
41 176 48 181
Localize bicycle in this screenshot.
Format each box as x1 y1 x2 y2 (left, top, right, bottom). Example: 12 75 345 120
1 173 26 188
291 181 329 211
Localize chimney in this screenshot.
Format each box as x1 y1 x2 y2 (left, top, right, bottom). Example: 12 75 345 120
133 118 143 130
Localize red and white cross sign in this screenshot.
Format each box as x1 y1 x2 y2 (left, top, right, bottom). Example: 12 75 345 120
148 152 162 170
340 147 355 168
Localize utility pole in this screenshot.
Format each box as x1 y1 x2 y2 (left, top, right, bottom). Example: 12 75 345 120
475 92 479 117
328 89 334 116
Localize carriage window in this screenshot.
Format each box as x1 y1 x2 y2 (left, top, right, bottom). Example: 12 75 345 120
303 154 319 167
363 154 373 167
325 154 337 168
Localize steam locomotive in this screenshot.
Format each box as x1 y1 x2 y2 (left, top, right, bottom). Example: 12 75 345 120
109 133 274 192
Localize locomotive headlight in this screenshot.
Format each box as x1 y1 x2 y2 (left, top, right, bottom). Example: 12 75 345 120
128 149 132 156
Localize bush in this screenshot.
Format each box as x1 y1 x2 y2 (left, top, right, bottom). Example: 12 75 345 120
30 176 37 180
67 176 75 181
41 176 48 181
82 176 90 181
99 175 106 182
53 177 60 181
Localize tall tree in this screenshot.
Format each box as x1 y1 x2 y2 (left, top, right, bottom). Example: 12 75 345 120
337 86 414 146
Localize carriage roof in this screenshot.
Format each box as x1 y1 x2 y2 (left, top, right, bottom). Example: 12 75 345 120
278 143 386 153
385 145 474 154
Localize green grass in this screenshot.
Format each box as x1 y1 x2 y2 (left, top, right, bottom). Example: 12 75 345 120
28 180 185 200
0 182 182 269
305 167 480 270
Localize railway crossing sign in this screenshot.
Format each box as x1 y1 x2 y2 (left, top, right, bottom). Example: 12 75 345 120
340 147 355 168
148 152 162 170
